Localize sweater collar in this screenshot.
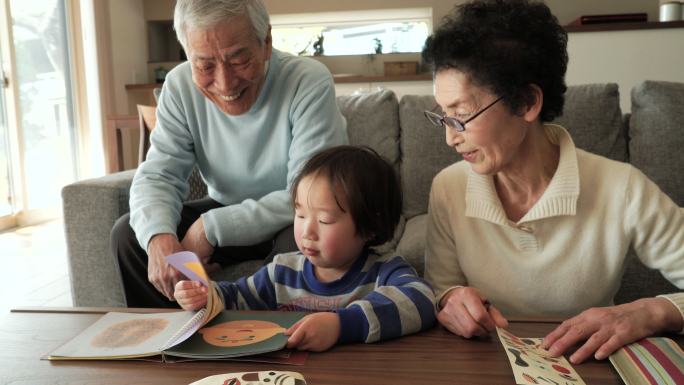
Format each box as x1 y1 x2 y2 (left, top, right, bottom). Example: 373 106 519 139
464 124 580 225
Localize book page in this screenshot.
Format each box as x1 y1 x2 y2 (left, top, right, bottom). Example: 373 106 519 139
164 311 307 359
165 251 224 327
609 337 684 385
160 309 207 351
49 311 199 360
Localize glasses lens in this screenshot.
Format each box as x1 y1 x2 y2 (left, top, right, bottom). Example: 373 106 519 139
424 111 443 127
443 117 465 132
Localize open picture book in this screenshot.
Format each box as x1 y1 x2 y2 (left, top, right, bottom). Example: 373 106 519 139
48 251 307 362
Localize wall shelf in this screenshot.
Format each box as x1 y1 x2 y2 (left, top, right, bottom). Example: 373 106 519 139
565 20 684 33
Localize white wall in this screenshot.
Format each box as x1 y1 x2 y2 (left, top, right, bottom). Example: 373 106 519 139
567 28 684 112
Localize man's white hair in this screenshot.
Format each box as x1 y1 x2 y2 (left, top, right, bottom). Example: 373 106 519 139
174 0 270 49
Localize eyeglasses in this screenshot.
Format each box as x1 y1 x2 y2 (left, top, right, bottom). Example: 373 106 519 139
424 96 504 132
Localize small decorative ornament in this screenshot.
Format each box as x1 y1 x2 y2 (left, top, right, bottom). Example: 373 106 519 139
154 67 168 83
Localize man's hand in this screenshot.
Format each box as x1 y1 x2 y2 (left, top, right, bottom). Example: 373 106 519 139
181 217 217 271
284 312 341 352
147 233 184 301
542 297 684 364
437 286 508 338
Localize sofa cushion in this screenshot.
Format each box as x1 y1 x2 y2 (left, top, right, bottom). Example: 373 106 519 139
396 214 428 276
399 95 461 219
553 83 628 162
337 90 400 170
614 249 679 304
629 80 684 206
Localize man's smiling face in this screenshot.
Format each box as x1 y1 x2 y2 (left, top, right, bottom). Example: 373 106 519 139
186 15 272 115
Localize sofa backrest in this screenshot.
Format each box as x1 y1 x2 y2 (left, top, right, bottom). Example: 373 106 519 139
629 81 684 206
336 89 401 172
399 95 461 219
553 83 628 163
615 80 684 303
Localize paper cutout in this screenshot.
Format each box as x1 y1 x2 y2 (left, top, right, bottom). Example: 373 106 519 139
189 371 306 385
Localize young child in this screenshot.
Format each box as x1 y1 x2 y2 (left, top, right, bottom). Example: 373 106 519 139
174 145 436 351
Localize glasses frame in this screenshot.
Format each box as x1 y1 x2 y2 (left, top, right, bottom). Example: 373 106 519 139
424 96 504 132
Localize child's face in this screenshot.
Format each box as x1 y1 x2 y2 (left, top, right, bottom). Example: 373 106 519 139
293 174 366 282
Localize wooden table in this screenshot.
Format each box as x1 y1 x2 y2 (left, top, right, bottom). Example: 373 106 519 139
0 307 663 385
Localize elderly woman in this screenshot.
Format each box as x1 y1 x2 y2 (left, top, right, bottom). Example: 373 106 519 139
422 0 684 364
111 0 347 308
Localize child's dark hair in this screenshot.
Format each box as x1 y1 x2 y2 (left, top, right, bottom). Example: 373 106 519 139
291 145 402 247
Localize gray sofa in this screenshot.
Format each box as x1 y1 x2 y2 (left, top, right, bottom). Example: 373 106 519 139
62 80 683 307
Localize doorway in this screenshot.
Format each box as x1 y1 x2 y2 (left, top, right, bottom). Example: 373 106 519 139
0 0 78 230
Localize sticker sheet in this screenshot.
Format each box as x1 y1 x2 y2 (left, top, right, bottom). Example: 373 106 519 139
497 327 586 385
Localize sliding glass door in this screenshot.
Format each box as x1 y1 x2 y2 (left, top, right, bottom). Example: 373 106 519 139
0 0 78 229
0 50 12 217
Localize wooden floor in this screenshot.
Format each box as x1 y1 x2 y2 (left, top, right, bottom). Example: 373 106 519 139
0 219 72 315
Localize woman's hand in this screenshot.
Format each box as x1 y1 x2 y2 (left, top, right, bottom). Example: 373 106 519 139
437 286 508 338
284 312 341 352
173 280 208 311
543 297 683 364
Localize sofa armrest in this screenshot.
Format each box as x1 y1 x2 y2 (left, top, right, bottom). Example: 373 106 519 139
61 170 136 307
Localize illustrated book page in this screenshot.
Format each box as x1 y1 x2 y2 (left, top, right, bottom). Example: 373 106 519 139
48 310 205 360
164 310 307 359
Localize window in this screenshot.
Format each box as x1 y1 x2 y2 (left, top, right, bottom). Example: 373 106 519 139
271 8 432 57
0 0 78 228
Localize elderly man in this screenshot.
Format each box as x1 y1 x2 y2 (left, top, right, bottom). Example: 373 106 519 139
111 0 347 307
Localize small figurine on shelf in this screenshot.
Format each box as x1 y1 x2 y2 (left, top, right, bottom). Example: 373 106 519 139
154 67 168 83
373 38 383 54
313 34 324 56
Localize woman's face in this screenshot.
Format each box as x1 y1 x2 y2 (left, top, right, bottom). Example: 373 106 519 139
433 69 530 176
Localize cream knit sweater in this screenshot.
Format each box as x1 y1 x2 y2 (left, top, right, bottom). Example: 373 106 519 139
425 124 684 321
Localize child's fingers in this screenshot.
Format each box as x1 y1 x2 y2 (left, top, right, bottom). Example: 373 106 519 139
175 280 204 290
286 324 307 349
284 319 304 336
175 284 207 304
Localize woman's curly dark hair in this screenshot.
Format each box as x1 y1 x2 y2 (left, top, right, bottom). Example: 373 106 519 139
422 0 568 122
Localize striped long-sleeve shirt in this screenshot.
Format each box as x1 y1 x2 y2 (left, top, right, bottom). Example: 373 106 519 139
216 250 436 344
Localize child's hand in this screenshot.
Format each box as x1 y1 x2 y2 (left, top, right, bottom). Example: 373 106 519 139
284 312 340 352
173 280 207 311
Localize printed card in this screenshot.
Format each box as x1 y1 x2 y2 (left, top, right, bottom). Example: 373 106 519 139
497 327 586 385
